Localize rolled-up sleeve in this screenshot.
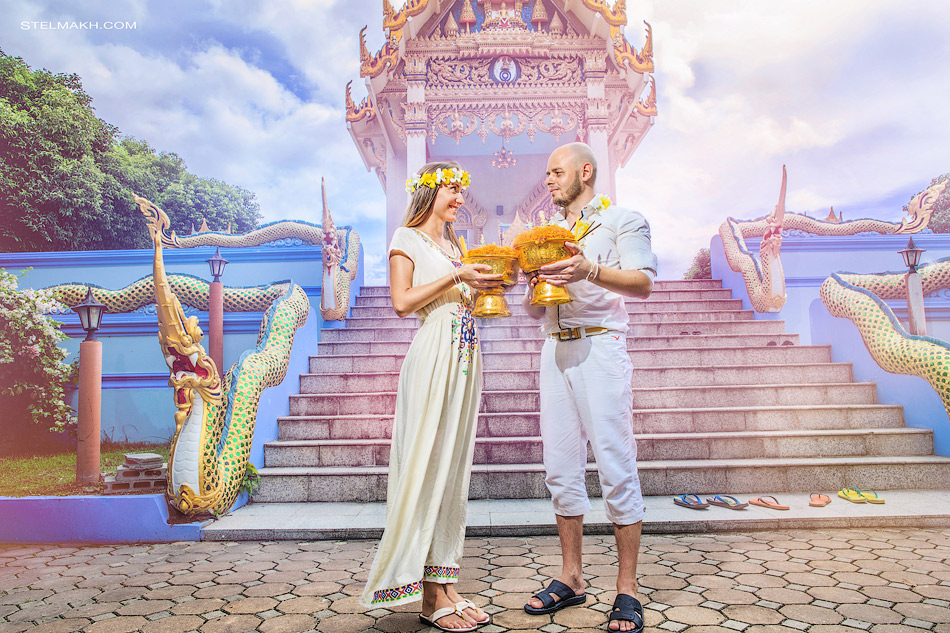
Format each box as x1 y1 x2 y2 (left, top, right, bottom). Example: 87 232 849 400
616 209 658 279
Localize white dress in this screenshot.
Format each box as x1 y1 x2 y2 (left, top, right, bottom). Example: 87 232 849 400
360 227 482 607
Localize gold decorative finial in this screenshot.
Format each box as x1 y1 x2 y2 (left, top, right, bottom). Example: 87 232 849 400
531 0 549 28
460 0 477 33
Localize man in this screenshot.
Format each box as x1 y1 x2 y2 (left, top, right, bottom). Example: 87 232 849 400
522 142 657 633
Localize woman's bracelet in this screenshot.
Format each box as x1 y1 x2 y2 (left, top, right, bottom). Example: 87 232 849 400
451 270 460 285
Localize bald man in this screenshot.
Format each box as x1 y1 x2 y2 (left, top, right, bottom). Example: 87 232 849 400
522 142 657 633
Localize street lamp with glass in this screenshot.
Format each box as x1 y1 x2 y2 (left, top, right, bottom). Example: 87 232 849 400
71 287 106 484
205 247 229 372
899 237 927 336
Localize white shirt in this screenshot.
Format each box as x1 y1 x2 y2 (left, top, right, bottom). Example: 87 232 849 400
541 202 658 335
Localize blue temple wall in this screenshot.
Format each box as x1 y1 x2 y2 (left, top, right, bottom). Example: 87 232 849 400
711 231 950 453
0 242 364 449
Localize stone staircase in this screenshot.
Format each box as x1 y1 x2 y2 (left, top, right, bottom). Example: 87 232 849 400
253 279 950 503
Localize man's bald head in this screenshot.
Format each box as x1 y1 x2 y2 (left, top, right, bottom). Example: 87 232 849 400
558 142 597 187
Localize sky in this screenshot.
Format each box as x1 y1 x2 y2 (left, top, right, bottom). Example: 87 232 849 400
2 0 949 283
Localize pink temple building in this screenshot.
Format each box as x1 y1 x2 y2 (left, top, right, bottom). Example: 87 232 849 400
345 0 656 245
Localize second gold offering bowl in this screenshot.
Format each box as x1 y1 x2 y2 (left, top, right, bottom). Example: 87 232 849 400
461 254 520 318
515 238 573 306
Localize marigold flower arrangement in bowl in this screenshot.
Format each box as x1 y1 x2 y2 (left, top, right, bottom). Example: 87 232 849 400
462 244 520 318
512 225 576 306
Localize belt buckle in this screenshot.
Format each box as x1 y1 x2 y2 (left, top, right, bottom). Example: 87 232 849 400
557 327 581 341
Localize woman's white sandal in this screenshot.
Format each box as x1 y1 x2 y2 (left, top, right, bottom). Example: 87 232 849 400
419 606 477 632
454 599 490 626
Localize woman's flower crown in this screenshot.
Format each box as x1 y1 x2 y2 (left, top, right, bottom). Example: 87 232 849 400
405 167 472 194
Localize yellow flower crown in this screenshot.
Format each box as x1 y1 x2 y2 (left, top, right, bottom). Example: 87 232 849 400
405 167 472 194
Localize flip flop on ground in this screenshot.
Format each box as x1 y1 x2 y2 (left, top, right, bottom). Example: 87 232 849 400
749 496 790 510
419 607 477 632
838 487 866 503
524 579 586 615
809 493 831 507
858 489 885 504
705 495 748 510
673 494 709 509
607 594 644 632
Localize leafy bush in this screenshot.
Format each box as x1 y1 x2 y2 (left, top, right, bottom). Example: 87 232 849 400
0 269 75 435
684 247 712 279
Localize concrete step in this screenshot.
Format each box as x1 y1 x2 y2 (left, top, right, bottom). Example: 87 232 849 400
354 288 738 307
289 382 876 416
357 279 725 297
629 320 788 337
347 299 746 319
276 404 905 440
317 332 801 355
308 346 832 374
264 428 934 468
253 455 950 502
300 363 852 393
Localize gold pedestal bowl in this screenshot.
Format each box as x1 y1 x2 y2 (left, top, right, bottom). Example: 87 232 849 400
516 238 573 306
461 254 520 318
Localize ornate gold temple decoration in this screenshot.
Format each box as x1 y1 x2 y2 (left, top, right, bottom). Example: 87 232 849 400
635 75 657 117
581 0 627 27
531 0 549 29
612 21 653 74
345 81 376 123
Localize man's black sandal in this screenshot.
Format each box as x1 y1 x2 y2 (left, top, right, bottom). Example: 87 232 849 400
524 579 586 615
607 594 644 632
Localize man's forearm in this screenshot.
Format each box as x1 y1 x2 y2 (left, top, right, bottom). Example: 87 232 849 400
522 285 546 319
588 265 653 299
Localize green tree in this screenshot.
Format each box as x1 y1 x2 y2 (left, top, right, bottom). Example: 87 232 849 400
0 51 261 252
684 247 711 279
905 173 950 233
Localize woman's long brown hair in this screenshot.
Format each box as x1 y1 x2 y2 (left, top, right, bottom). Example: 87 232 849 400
402 161 465 255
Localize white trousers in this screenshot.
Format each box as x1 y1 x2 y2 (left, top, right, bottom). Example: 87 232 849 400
539 333 645 525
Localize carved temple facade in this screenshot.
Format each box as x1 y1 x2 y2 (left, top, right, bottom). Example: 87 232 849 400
346 0 656 245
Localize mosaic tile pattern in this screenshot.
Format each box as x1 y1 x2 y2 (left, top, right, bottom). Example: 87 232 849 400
2 529 949 632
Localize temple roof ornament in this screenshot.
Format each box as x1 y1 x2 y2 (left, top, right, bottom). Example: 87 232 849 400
345 81 376 123
459 0 477 32
549 11 563 36
635 75 657 117
444 11 459 36
581 0 627 27
531 0 549 28
612 21 653 73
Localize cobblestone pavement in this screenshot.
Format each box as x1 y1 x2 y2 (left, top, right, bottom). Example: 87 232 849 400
2 528 949 633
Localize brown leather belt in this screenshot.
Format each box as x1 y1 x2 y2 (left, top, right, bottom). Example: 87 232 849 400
550 326 609 341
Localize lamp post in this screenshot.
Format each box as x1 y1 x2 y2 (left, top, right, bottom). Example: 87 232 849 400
899 237 926 336
71 287 106 484
206 247 229 372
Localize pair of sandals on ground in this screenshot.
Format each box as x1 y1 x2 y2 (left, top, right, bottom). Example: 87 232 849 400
524 579 644 632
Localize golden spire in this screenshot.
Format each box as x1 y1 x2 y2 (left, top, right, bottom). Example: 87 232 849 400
444 10 460 36
460 0 477 32
531 0 549 28
549 11 563 36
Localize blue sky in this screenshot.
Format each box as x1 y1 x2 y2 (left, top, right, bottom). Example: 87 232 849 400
3 0 949 283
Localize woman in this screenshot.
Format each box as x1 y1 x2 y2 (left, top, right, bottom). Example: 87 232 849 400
361 162 502 632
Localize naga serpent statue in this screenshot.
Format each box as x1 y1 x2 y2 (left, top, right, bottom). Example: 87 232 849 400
49 193 360 516
719 171 945 313
820 254 950 419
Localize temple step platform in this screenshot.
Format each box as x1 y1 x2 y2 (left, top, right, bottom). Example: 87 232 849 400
253 279 950 503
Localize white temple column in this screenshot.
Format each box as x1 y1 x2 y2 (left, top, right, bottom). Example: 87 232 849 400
584 52 612 198
404 55 428 175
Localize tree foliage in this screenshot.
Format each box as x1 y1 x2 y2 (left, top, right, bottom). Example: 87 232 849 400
905 173 950 233
684 247 712 280
0 51 261 252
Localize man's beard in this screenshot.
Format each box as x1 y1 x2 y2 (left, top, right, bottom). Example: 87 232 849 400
552 173 583 208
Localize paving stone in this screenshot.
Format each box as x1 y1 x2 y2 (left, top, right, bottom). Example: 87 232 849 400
663 605 727 626
893 602 949 622
169 597 227 615
276 596 330 614
82 616 150 633
222 596 280 614
836 603 904 625
316 613 374 633
27 620 92 633
199 614 263 633
258 614 317 633
140 615 205 633
778 604 844 625
807 586 869 603
193 585 243 599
